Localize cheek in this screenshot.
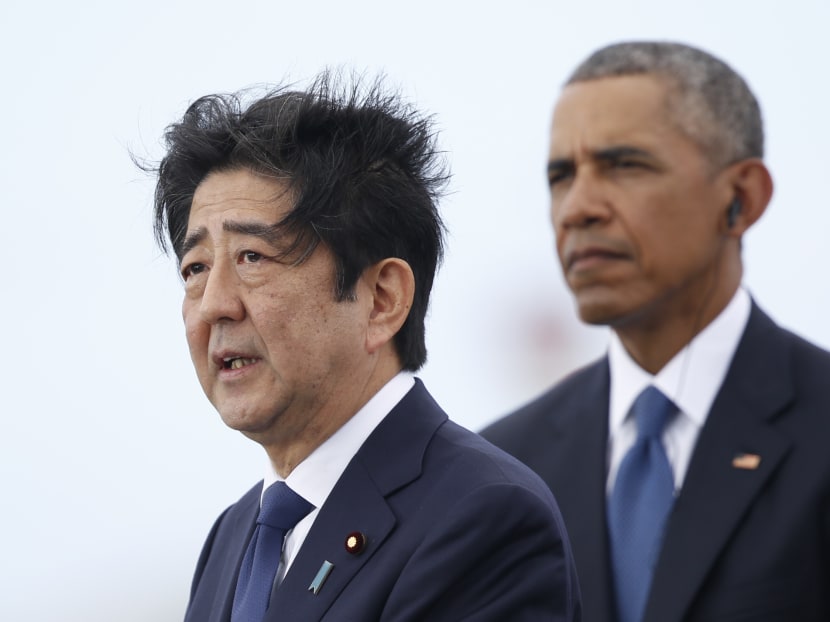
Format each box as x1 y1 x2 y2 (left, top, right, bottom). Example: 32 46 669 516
550 212 567 256
182 305 209 353
550 201 565 235
248 301 306 359
631 216 707 281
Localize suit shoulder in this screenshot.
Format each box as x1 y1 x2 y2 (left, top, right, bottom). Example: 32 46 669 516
747 302 830 370
428 419 561 505
382 422 582 620
748 311 830 392
784 327 830 370
777 328 830 416
480 358 607 447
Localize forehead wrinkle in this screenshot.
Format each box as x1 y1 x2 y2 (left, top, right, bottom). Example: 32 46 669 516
552 77 673 149
223 219 287 247
184 171 296 258
549 122 593 161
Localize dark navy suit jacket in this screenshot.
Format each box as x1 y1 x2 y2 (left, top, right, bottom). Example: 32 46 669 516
184 380 581 621
483 303 830 621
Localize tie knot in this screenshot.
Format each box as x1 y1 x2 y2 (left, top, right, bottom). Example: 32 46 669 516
632 386 675 439
258 482 314 531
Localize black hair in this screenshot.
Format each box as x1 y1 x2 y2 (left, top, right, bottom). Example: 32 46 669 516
147 71 448 370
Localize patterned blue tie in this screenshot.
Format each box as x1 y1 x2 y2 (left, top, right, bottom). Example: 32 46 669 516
232 482 314 622
608 386 677 622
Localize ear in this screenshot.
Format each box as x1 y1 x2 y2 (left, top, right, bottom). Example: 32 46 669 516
722 158 774 237
362 258 415 355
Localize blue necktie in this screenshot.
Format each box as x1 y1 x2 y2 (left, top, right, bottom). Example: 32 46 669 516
608 386 677 622
232 482 314 622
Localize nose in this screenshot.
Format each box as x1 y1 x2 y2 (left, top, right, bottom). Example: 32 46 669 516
198 260 245 325
552 170 611 230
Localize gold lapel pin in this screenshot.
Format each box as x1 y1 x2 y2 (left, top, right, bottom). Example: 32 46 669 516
345 531 367 555
308 560 335 595
732 453 761 470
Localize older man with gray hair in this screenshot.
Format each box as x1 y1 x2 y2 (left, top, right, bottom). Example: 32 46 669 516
483 41 830 622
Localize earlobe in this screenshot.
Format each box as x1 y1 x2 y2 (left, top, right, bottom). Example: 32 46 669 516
364 258 415 354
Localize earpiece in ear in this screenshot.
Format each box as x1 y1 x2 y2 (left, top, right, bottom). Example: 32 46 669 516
726 197 742 229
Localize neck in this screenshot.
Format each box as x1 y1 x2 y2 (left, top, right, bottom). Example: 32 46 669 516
615 276 741 375
263 354 403 478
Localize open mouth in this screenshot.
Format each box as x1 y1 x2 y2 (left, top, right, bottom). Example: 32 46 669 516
223 357 257 370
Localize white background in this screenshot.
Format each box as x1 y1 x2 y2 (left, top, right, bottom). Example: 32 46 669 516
2 1 828 620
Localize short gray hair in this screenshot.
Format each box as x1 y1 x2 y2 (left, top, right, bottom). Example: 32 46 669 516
566 41 763 168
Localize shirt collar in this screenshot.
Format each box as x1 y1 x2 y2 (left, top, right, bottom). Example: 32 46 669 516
261 372 416 508
609 287 751 433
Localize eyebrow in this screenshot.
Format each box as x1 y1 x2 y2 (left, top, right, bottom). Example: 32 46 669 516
180 227 207 258
593 145 654 163
548 145 655 173
179 220 286 257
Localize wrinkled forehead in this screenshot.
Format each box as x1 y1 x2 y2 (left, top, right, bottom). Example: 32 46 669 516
188 169 294 226
194 167 292 207
549 74 685 157
178 169 294 254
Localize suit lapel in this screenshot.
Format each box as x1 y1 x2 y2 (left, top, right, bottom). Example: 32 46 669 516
266 459 397 621
543 361 616 622
265 380 445 621
645 305 795 622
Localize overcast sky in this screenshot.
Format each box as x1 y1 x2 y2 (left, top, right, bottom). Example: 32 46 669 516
2 1 828 620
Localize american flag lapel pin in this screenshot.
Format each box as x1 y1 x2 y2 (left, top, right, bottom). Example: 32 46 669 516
732 453 761 470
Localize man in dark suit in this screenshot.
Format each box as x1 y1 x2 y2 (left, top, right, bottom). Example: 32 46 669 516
148 74 581 621
482 41 830 621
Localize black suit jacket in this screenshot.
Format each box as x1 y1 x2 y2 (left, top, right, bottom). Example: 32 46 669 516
482 304 830 621
184 380 581 621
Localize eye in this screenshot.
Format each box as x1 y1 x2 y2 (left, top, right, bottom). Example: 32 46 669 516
547 166 573 188
548 172 567 187
240 251 264 264
181 263 206 280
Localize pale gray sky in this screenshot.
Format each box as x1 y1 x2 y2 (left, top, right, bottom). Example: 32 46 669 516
2 1 828 619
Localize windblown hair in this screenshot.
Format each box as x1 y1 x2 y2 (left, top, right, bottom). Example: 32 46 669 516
567 41 764 168
148 71 448 370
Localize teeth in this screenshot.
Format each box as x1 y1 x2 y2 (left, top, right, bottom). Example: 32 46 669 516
225 357 254 370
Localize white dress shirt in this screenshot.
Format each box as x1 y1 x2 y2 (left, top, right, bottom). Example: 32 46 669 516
606 288 751 496
259 371 416 584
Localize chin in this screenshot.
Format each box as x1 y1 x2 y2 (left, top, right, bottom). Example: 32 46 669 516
575 297 630 327
217 406 272 435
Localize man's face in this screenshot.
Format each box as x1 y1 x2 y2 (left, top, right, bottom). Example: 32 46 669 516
180 168 372 447
548 74 733 329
